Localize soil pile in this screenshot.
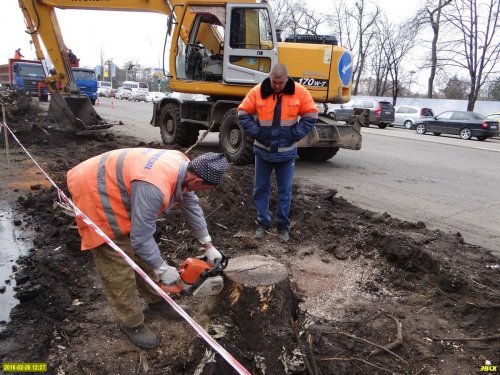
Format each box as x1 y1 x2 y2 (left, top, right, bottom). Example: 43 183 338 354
0 125 499 375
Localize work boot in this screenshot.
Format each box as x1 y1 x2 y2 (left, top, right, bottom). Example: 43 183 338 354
120 323 158 350
254 226 268 239
145 300 189 320
277 227 290 243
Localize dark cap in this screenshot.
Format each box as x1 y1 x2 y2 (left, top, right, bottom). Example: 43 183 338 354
188 153 229 185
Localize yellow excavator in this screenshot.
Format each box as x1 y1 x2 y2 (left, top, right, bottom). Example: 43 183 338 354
19 0 365 164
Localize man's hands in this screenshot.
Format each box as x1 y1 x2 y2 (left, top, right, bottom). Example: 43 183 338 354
154 261 180 285
204 243 222 265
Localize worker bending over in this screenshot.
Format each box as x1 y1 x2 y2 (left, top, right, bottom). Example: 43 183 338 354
67 149 229 349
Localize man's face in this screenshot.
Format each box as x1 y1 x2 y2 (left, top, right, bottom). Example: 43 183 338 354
270 74 287 93
184 171 216 192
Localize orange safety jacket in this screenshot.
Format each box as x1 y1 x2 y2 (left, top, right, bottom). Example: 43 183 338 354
238 77 318 161
67 148 188 250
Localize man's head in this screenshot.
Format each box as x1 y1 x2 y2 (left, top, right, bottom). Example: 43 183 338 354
185 153 229 191
269 63 289 93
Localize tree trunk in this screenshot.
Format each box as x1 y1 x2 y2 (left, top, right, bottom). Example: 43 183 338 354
220 254 299 373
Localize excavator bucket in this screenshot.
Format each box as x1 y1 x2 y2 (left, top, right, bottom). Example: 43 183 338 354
47 92 112 131
340 107 369 150
314 108 368 150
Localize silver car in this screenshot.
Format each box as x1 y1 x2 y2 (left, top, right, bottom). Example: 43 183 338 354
393 105 434 129
128 90 147 102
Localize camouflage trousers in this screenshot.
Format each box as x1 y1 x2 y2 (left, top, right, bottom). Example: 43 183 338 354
91 235 163 328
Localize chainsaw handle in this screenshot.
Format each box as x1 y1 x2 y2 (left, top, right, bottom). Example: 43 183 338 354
215 253 228 271
199 253 228 281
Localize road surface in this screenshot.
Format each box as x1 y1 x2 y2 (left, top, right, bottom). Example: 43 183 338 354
94 98 500 256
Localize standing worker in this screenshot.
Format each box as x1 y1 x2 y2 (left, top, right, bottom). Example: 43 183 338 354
14 48 24 60
238 63 318 242
67 49 78 66
67 149 229 350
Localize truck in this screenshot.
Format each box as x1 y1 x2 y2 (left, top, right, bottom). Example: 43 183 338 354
18 0 366 164
0 59 49 102
72 68 98 105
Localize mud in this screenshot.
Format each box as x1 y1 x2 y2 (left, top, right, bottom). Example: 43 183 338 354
0 120 499 374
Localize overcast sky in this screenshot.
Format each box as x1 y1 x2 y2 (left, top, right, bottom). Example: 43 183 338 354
1 1 421 77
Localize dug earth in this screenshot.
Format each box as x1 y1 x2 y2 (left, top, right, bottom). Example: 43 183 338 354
0 98 499 374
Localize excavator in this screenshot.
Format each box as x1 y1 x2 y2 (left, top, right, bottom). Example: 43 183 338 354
18 0 366 164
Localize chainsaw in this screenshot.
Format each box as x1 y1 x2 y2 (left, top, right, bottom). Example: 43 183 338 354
158 253 228 297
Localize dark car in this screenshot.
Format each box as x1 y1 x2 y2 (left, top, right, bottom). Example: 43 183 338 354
328 98 395 128
415 111 499 140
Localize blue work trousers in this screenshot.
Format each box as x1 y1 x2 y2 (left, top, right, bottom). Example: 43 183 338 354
253 154 295 231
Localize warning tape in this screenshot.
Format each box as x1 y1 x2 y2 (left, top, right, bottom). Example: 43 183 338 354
0 122 251 375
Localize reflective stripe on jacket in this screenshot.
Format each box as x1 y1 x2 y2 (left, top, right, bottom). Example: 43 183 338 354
67 148 188 250
237 77 318 162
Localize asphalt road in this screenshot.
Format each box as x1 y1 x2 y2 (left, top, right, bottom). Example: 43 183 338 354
94 98 500 257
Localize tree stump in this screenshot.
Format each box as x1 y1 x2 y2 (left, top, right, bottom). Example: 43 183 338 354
221 254 296 353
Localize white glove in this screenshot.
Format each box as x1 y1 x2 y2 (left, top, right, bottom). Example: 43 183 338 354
153 261 180 285
204 244 222 265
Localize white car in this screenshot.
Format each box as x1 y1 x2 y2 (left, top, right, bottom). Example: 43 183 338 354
115 87 132 100
145 91 167 103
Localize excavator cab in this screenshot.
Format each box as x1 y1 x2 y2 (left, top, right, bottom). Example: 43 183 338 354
170 3 278 92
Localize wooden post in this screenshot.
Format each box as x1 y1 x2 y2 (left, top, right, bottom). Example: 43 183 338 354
1 106 11 175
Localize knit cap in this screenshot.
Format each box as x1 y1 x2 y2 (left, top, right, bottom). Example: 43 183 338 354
188 153 229 184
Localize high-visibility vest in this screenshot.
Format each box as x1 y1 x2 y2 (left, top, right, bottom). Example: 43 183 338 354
67 148 188 250
238 81 318 128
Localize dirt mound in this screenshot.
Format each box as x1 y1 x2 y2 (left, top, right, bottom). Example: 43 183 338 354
0 91 48 131
0 128 499 374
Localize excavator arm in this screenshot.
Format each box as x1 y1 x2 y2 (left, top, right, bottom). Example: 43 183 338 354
17 0 182 131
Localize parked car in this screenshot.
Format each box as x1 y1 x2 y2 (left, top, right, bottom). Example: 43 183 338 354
484 112 500 125
128 90 147 102
414 111 499 140
105 88 117 98
115 87 132 100
327 98 395 128
393 106 434 129
145 91 167 103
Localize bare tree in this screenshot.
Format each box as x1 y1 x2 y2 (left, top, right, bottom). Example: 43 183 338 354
328 0 380 95
348 1 380 95
377 16 420 104
417 0 453 98
444 0 500 110
328 2 353 49
269 0 327 38
368 33 391 96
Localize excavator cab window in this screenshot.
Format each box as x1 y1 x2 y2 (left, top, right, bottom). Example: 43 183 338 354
228 8 273 73
229 8 273 50
177 6 224 82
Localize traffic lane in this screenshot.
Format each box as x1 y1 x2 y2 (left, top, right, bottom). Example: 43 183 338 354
364 126 500 151
295 131 500 256
95 97 161 143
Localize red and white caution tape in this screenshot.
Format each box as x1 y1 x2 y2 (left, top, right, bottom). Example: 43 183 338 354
0 122 251 375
